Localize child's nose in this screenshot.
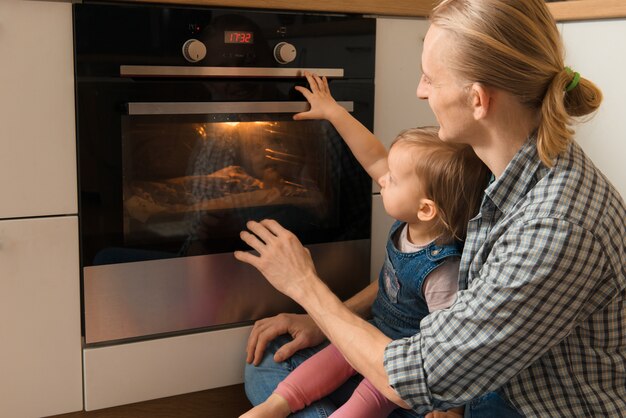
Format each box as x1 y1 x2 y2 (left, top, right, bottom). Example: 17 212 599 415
378 174 387 187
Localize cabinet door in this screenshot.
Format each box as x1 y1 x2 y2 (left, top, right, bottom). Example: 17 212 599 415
0 216 82 417
0 1 77 218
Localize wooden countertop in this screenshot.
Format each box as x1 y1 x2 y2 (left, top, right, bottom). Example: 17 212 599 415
64 0 626 21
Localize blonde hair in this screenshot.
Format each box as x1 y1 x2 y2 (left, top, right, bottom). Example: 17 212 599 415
430 0 602 166
393 127 490 243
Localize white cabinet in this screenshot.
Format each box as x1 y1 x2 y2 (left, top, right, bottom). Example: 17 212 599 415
0 1 82 416
0 216 82 417
561 19 626 198
0 0 77 219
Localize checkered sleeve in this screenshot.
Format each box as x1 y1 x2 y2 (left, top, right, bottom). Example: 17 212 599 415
384 215 610 414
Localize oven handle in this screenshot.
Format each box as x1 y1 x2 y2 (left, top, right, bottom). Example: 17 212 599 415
126 101 354 115
120 65 344 78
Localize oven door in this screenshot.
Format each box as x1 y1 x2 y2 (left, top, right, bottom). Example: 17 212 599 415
119 100 365 258
77 78 372 345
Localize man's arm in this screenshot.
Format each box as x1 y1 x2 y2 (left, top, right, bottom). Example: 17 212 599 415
236 219 410 407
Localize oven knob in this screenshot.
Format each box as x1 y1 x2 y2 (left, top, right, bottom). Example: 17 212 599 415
182 39 207 63
274 42 297 64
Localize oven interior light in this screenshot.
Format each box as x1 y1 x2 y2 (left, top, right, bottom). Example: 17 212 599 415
224 122 240 127
195 126 207 138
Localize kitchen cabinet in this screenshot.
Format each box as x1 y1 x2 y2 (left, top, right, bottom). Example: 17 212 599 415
0 1 82 417
0 216 82 417
0 0 77 219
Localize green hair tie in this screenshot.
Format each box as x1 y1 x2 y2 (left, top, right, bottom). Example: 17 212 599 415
564 66 581 92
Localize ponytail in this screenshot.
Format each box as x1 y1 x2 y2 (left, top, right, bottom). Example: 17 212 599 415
537 67 603 166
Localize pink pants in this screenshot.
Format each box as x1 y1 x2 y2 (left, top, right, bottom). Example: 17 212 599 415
274 344 398 418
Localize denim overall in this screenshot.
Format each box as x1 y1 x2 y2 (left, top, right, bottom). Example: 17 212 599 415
371 221 462 340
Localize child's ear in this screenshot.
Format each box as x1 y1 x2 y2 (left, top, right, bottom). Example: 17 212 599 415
470 82 491 120
417 198 438 222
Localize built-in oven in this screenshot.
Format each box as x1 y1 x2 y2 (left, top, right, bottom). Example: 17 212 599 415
74 2 375 346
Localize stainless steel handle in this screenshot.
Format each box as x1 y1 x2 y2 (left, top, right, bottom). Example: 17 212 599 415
126 101 354 116
120 65 344 78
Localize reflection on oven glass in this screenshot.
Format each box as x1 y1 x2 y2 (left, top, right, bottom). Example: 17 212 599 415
122 120 333 255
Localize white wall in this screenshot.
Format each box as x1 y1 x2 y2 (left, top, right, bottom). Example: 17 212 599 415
561 19 626 198
372 17 436 281
374 17 437 149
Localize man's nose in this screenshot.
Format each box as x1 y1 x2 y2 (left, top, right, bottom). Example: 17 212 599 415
416 75 428 99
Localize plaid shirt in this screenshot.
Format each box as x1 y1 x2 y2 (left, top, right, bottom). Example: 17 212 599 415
384 138 626 417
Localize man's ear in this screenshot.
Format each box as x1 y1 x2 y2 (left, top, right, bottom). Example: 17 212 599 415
417 198 438 222
470 82 491 120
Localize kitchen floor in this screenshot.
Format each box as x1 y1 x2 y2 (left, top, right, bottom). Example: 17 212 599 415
49 384 252 418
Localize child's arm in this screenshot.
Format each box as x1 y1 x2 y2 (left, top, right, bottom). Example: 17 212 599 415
294 72 388 184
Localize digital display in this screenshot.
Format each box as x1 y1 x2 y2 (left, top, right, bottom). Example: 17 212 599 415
224 31 254 44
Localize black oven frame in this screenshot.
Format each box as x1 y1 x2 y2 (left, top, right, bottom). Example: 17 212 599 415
74 1 376 345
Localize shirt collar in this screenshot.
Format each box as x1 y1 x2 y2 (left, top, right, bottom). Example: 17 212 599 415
483 135 549 215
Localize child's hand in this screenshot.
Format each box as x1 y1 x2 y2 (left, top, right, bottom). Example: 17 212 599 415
293 72 345 121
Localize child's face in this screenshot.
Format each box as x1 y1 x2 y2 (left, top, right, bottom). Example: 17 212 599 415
378 143 427 222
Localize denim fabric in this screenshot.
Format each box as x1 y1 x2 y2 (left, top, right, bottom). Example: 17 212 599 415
464 390 525 418
371 221 462 340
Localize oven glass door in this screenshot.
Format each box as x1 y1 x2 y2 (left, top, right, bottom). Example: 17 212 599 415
78 83 372 267
121 102 358 259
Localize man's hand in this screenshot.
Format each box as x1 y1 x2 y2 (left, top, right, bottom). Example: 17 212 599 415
246 313 326 366
234 219 318 302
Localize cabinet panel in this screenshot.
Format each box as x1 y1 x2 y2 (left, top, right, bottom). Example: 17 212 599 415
0 216 82 417
83 326 250 410
0 1 77 218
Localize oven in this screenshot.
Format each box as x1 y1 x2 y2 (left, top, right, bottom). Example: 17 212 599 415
74 2 375 345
